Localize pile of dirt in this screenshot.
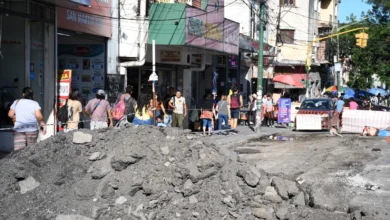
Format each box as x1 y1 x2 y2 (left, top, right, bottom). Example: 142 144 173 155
0 125 364 220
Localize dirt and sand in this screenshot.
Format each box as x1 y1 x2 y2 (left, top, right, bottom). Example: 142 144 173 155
0 125 387 220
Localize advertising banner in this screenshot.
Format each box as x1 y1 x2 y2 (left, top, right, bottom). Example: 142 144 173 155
58 44 105 104
277 98 291 123
57 69 72 131
57 0 111 38
185 0 239 54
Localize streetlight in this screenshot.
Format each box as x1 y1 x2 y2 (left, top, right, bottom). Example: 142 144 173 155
149 40 158 125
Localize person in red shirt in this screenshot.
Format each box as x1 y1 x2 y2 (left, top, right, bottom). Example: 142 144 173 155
349 98 358 110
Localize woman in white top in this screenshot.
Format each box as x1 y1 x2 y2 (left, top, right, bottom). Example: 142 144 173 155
8 87 46 150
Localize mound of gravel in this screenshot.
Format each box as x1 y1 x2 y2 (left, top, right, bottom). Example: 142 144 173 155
0 125 356 220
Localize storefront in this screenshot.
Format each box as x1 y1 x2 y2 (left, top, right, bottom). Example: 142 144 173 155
56 0 111 105
0 0 56 151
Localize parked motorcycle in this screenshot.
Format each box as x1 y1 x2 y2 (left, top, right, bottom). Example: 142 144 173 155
0 78 19 126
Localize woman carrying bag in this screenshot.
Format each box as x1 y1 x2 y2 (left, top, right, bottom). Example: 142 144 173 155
199 94 215 136
8 87 46 150
216 94 231 135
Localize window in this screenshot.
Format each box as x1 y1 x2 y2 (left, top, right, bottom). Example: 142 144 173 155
281 0 295 6
280 29 295 44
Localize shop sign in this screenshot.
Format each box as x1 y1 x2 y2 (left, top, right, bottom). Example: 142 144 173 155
57 69 72 131
228 55 237 68
160 51 181 62
185 0 239 54
1 40 22 45
70 0 91 6
191 54 202 65
57 0 111 38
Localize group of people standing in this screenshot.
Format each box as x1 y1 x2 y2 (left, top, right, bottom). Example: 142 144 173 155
197 86 243 136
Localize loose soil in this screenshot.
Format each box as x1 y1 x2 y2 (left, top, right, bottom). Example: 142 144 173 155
0 125 386 220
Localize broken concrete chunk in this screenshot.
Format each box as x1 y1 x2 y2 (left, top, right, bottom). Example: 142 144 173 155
91 166 110 179
19 176 40 194
244 171 260 187
275 207 289 220
88 152 101 161
271 177 289 200
252 207 273 220
55 214 94 220
263 186 282 203
110 156 138 171
285 180 299 196
160 145 170 155
189 195 198 204
293 192 305 206
186 136 195 140
73 132 92 144
115 196 127 205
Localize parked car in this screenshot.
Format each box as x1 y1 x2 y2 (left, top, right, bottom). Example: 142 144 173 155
294 98 339 131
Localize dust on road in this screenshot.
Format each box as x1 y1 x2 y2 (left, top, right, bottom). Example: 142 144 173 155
237 133 390 219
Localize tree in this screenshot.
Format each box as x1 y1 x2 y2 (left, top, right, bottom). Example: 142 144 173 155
331 1 390 89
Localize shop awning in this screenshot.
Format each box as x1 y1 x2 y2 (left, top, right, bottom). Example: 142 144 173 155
274 74 310 89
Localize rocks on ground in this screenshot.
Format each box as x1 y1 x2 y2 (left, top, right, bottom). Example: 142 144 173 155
0 128 361 220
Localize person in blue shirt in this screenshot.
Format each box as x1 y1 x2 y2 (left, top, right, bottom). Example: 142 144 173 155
335 96 345 113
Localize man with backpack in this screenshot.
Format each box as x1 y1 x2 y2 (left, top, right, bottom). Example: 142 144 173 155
169 90 187 129
227 86 243 132
112 85 137 125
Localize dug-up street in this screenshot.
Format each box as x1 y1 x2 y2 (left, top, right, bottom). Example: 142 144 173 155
0 125 389 220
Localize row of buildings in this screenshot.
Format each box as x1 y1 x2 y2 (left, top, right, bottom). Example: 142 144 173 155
0 0 340 139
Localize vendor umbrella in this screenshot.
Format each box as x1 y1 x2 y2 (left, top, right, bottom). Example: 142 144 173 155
325 86 337 92
368 88 388 96
344 88 355 97
357 89 373 97
272 74 304 88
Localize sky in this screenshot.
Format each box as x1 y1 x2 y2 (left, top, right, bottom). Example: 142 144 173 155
338 0 372 23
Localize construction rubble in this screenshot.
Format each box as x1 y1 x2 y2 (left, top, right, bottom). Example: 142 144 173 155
0 125 368 220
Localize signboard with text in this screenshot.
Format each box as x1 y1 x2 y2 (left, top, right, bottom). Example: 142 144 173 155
70 0 91 6
57 69 72 131
277 98 291 123
185 0 239 54
57 0 111 38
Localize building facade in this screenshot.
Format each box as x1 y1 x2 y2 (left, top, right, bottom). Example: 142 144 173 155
265 0 340 99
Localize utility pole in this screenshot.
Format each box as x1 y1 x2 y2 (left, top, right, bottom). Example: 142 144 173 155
255 0 266 133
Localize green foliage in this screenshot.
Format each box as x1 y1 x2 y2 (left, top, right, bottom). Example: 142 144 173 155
333 1 390 89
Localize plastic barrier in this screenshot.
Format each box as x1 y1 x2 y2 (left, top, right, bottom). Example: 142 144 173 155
296 114 322 130
341 110 390 133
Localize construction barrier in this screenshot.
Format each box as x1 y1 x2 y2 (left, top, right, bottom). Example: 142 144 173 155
341 110 390 133
296 114 322 130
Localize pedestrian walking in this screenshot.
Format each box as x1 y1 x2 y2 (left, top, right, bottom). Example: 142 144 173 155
335 96 345 113
85 90 113 130
169 90 187 129
199 94 215 136
249 94 257 125
349 98 358 110
216 94 231 135
113 85 137 125
264 95 274 127
227 86 243 131
65 90 83 132
8 87 46 150
164 87 175 126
